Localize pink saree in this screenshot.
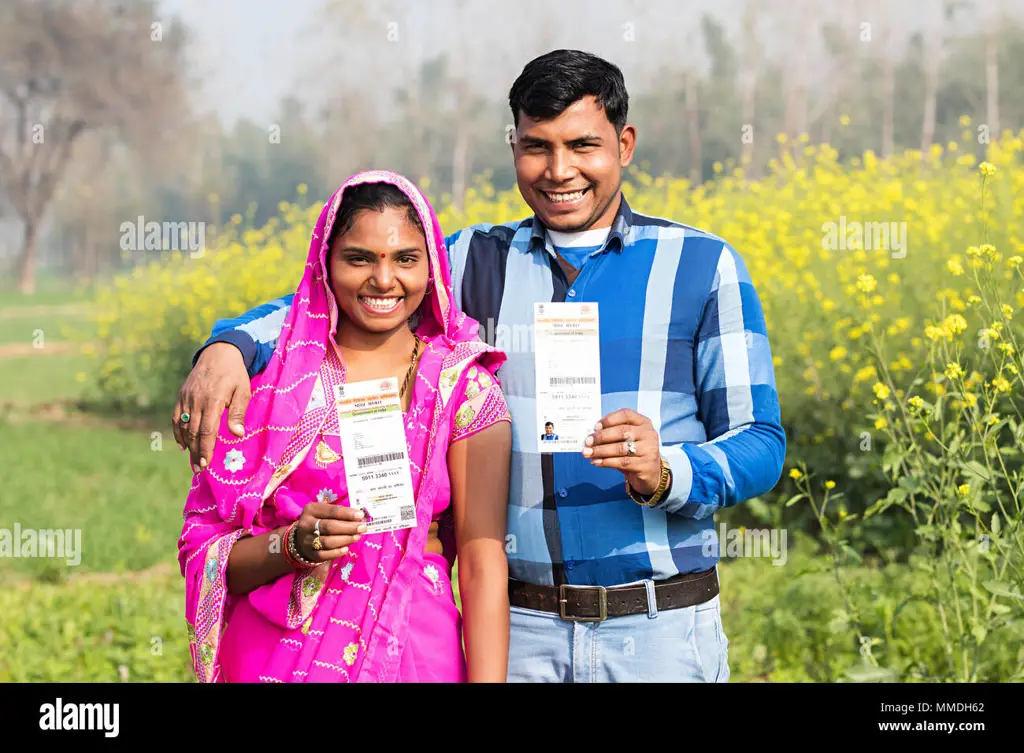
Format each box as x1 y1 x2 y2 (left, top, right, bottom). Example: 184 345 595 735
177 170 510 682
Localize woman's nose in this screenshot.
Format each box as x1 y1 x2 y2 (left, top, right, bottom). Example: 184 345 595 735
371 259 394 289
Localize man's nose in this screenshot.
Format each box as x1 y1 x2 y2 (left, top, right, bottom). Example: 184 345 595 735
546 149 577 183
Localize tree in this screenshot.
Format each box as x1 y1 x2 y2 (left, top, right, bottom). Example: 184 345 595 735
0 0 188 293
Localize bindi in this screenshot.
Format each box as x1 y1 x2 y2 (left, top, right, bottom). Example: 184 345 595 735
380 253 386 259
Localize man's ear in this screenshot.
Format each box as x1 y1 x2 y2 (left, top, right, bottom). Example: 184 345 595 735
618 124 637 167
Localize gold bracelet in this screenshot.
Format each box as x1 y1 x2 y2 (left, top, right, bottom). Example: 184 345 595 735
626 456 671 506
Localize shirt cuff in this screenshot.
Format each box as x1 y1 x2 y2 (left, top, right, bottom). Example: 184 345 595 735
192 330 258 374
655 445 718 519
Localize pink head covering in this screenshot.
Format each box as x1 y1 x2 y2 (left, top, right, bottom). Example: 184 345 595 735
179 170 504 682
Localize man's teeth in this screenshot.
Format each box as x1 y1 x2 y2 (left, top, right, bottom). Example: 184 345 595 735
360 297 402 311
546 189 587 203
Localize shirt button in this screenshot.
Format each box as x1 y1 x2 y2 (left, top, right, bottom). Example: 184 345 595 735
559 488 568 497
567 290 576 298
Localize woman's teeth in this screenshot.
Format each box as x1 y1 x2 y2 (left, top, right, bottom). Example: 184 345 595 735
359 296 403 313
545 188 587 203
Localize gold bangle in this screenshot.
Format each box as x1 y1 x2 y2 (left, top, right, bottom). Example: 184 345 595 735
626 456 671 506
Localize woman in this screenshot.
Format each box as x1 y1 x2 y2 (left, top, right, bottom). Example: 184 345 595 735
177 170 512 683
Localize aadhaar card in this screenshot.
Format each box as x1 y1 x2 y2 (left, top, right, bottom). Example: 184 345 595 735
334 377 417 535
534 301 603 452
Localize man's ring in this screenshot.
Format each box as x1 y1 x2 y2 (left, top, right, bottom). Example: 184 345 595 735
626 440 637 456
180 412 190 424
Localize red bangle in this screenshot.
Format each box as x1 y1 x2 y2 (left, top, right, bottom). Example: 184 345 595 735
281 522 300 567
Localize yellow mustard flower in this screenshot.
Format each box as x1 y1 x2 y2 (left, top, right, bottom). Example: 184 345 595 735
944 362 965 380
856 274 877 294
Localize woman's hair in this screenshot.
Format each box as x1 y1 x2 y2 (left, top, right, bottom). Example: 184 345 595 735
327 181 425 247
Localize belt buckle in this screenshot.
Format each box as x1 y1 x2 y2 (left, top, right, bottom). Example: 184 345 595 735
558 584 608 622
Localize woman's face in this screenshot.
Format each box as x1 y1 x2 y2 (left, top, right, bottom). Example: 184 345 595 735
327 206 430 335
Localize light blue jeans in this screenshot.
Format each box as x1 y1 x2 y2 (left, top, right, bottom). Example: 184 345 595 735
506 580 730 683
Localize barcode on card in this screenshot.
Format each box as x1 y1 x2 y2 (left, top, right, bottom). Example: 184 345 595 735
549 376 597 386
357 451 405 468
399 506 416 522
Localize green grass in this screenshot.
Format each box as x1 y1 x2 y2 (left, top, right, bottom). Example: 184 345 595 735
0 311 93 345
0 275 95 310
0 353 92 405
0 419 191 582
0 568 194 682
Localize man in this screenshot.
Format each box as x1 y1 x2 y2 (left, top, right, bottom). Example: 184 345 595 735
541 421 558 442
175 49 786 682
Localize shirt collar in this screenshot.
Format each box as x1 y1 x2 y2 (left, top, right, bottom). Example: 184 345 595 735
528 193 632 255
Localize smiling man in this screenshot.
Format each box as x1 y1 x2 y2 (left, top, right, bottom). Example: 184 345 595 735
174 49 786 682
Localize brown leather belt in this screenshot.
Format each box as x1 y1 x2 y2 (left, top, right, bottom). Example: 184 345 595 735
508 567 719 622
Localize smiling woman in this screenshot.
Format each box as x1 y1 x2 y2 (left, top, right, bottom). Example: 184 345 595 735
326 182 432 347
176 171 513 683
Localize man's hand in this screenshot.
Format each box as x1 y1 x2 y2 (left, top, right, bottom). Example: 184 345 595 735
173 343 251 473
582 409 665 496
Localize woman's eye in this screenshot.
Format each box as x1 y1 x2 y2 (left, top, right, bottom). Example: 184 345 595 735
399 255 417 264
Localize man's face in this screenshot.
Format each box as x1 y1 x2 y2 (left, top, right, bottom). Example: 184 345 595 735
545 423 554 434
512 95 635 232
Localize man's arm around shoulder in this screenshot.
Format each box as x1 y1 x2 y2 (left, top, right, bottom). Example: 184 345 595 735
175 293 294 471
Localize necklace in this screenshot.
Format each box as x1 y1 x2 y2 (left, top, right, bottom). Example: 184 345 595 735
400 335 422 400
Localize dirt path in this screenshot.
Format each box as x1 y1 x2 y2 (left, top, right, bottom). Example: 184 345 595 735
0 303 90 320
0 398 165 431
0 342 86 357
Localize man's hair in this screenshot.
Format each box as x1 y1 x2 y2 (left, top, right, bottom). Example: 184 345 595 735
328 182 424 245
508 49 628 134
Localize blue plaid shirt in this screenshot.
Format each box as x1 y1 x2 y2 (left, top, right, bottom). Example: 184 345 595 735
195 195 786 588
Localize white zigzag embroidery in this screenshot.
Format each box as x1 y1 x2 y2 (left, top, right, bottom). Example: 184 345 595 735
312 660 350 678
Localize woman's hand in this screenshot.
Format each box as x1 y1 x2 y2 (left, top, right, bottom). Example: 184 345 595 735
293 503 368 563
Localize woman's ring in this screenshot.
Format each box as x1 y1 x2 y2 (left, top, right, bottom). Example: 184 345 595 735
625 440 637 456
312 536 322 551
314 519 321 537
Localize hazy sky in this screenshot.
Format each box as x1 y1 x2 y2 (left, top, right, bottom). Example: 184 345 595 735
159 0 1012 128
160 0 311 125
